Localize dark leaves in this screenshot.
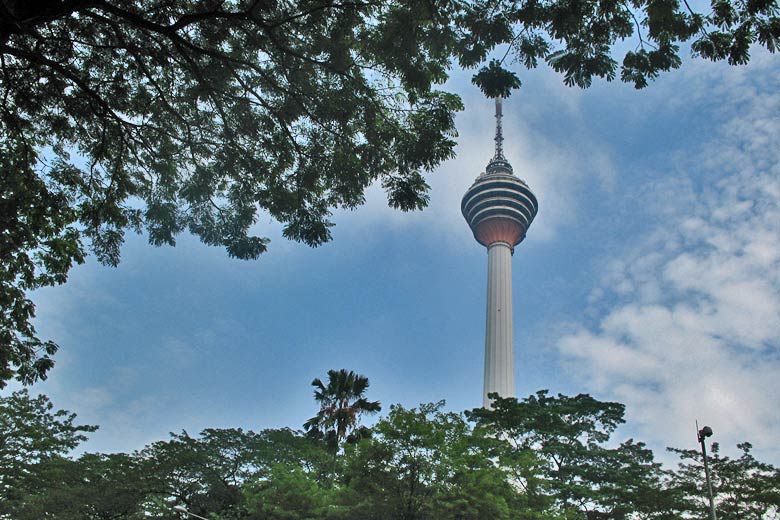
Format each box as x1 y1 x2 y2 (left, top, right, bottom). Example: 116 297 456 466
621 43 682 88
3 386 779 519
0 149 84 386
304 369 381 454
0 389 98 507
668 440 780 517
713 0 738 28
471 59 522 98
548 48 618 87
281 207 333 248
383 172 431 211
756 18 780 52
466 391 678 514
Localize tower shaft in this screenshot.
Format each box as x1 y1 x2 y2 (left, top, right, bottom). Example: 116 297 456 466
483 242 515 408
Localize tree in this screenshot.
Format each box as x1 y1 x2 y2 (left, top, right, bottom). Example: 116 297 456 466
243 464 339 520
249 427 335 482
668 441 780 520
467 391 678 519
303 369 381 453
138 428 264 519
0 0 463 388
339 402 523 520
0 390 97 517
6 453 150 520
2 0 778 388
136 426 333 519
5 426 336 520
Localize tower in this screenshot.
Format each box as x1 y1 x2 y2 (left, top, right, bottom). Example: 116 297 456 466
461 98 538 408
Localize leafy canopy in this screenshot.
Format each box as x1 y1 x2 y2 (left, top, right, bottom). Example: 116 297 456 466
340 401 520 520
0 390 97 516
2 386 780 519
304 368 381 453
1 0 778 386
468 391 678 518
668 441 780 519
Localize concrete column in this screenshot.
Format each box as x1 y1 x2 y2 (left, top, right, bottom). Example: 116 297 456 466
483 241 514 408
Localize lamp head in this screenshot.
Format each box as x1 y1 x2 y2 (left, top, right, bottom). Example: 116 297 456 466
698 425 713 442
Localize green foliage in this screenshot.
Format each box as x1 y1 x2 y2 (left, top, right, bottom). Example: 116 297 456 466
1 0 776 386
244 465 338 520
467 391 678 518
0 422 332 519
668 441 780 519
0 149 85 386
0 389 96 474
0 390 97 517
7 453 149 520
339 402 521 520
0 0 462 387
2 384 780 520
304 369 381 453
472 59 523 98
138 428 266 519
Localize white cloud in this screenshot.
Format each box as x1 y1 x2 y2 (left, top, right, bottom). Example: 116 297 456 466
556 55 780 463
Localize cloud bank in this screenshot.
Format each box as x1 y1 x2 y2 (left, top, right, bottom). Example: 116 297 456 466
557 55 780 462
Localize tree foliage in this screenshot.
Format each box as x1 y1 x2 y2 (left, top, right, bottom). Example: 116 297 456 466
668 441 780 520
340 401 521 520
7 453 149 520
0 390 97 517
467 391 678 518
2 385 780 520
304 368 381 453
137 428 263 518
0 0 464 387
1 0 778 387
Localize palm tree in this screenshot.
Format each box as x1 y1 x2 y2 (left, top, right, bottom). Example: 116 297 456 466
303 369 381 451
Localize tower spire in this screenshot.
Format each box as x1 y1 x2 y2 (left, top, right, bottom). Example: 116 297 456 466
493 97 505 161
486 97 513 175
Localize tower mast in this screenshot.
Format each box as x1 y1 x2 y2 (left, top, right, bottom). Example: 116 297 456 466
494 97 505 161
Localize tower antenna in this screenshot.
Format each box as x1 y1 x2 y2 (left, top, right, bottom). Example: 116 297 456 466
493 97 505 161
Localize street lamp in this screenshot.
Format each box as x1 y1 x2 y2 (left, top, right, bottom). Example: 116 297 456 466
697 424 718 520
173 505 210 520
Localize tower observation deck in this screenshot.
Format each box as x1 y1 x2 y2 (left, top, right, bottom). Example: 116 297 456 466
461 98 538 408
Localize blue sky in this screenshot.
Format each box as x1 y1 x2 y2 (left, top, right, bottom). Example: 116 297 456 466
20 49 780 465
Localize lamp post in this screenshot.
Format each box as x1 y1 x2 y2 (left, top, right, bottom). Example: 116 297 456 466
173 505 210 520
697 425 718 520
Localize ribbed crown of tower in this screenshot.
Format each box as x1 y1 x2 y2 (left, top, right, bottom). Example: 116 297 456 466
485 97 514 176
461 96 538 249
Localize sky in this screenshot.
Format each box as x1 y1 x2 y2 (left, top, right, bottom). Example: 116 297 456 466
18 47 780 466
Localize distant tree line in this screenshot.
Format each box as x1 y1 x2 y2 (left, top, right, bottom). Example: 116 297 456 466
1 370 778 519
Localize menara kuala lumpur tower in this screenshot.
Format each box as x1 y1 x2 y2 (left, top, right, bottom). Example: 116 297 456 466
461 98 538 408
